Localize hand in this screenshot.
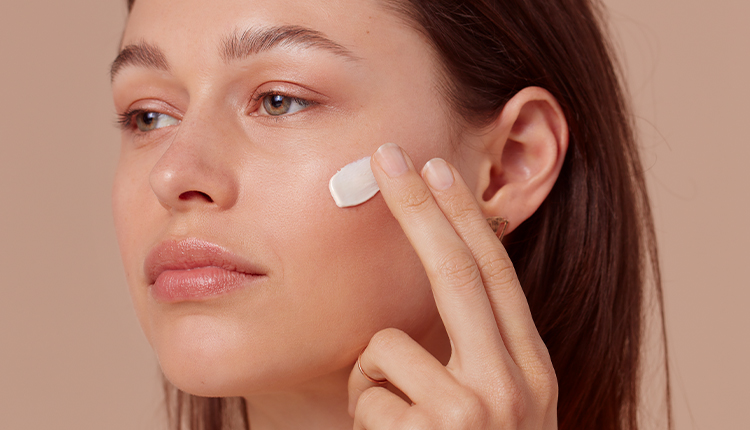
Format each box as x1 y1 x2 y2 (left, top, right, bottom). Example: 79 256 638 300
347 143 558 429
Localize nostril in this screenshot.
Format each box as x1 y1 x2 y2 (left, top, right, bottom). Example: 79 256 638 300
179 190 214 203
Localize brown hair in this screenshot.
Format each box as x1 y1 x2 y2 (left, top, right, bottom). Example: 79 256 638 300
125 0 671 429
386 1 671 429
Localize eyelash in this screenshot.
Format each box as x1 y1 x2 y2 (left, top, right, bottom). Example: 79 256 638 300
116 90 315 131
252 90 315 115
116 108 153 131
117 109 138 130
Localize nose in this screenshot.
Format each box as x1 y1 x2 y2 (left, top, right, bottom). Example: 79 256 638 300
149 112 240 212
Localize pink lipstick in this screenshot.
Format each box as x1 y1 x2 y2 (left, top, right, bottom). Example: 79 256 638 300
144 238 267 302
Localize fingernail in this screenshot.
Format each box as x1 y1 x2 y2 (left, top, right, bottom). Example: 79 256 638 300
423 158 454 190
375 143 409 177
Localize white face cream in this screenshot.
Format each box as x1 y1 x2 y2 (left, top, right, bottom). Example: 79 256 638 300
329 156 380 208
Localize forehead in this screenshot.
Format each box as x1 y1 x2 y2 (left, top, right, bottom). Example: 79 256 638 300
119 0 440 95
123 0 406 55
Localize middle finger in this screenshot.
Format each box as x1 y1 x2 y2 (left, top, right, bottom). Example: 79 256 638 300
370 143 508 366
421 157 550 374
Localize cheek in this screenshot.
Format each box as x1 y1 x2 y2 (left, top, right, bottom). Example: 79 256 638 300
209 152 441 391
224 107 456 388
112 150 167 341
260 155 439 342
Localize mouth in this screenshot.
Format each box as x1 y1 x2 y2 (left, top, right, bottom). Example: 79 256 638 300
144 238 268 302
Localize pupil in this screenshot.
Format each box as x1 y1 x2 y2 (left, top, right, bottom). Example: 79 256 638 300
270 95 285 108
143 112 156 125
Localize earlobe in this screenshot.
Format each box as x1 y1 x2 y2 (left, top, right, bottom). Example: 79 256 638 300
472 87 568 233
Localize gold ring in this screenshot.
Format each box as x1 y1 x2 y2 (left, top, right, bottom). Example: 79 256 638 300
357 350 387 384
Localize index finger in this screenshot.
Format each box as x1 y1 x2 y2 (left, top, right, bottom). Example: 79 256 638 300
420 158 549 370
370 143 507 364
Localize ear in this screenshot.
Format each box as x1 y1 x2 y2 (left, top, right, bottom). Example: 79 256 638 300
470 87 568 234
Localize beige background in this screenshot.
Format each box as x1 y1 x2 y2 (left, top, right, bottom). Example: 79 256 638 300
1 0 747 428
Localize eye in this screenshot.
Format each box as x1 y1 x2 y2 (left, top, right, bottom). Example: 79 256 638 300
259 93 312 116
133 111 180 132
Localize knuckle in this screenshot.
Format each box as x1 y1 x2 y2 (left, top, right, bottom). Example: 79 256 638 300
444 196 476 224
460 392 486 419
500 384 528 424
368 327 408 355
481 256 517 287
486 379 526 424
435 249 481 288
356 386 387 411
485 273 525 305
541 373 559 406
529 359 559 406
510 390 529 422
443 390 488 427
397 183 434 217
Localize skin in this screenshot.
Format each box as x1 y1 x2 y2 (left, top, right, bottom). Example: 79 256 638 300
112 0 568 428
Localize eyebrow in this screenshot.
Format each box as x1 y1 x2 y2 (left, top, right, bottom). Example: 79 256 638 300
110 25 358 82
110 42 170 82
222 25 360 63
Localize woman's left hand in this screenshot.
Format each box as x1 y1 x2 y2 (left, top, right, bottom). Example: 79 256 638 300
348 143 558 429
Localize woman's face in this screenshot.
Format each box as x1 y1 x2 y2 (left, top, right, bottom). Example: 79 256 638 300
113 0 478 397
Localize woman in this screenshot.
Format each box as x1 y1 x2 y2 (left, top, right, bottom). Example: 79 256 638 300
111 0 669 429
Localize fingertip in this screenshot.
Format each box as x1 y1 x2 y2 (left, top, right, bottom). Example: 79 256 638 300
422 158 454 191
373 143 409 178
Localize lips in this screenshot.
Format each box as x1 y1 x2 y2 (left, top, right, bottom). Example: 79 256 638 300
144 238 267 302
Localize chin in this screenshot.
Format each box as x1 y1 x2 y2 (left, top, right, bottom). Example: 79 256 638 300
150 313 262 397
149 311 340 398
159 354 244 398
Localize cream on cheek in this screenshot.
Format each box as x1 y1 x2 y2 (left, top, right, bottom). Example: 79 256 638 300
329 156 379 207
246 162 429 379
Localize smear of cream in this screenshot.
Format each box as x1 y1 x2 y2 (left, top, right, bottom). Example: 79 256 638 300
329 156 380 207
